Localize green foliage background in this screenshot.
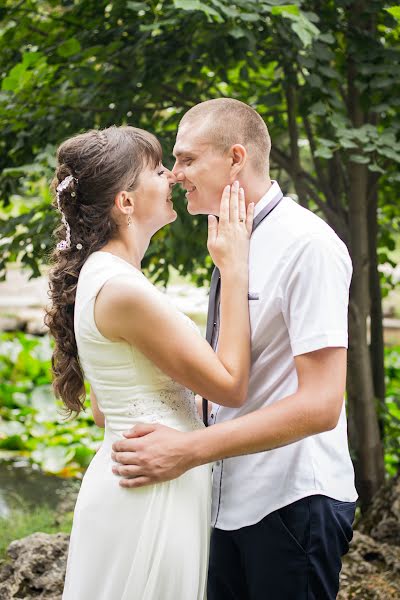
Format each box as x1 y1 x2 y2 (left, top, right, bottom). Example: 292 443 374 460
1 0 399 284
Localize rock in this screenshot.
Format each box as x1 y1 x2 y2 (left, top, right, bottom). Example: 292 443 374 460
357 473 400 547
338 531 400 599
0 532 69 599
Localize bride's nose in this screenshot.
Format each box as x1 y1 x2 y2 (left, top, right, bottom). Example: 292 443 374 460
164 168 177 184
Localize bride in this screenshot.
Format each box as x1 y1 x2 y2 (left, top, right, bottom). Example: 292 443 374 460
45 125 253 600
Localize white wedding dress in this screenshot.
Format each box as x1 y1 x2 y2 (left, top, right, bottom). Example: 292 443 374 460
62 251 211 600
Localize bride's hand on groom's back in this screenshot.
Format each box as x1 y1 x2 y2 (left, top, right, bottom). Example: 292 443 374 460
207 181 254 274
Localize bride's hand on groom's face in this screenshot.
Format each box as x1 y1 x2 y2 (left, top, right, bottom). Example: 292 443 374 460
207 180 254 274
111 424 192 487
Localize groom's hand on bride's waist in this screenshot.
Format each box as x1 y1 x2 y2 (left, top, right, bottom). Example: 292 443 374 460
111 423 193 487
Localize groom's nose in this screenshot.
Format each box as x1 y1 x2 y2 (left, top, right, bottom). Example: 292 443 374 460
172 162 184 181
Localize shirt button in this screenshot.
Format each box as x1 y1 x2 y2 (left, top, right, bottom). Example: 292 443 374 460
210 413 214 419
216 461 221 467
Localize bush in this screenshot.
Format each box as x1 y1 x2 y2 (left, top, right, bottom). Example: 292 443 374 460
0 332 102 477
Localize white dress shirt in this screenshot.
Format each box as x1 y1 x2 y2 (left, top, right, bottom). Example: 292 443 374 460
209 181 358 530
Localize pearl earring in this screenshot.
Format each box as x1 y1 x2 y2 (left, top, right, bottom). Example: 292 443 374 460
127 215 132 227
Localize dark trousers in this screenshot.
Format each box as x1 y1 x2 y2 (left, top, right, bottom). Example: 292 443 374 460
207 495 356 600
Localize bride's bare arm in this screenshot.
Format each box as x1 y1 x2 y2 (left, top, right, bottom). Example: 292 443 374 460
94 183 253 409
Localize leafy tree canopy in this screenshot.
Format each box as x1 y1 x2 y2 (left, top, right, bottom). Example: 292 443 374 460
0 0 399 285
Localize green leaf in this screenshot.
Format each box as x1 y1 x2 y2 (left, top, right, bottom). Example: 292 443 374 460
31 446 76 474
126 1 149 9
318 32 335 44
173 0 222 20
317 65 339 79
1 52 45 92
310 101 327 116
386 6 400 21
30 385 59 423
315 146 334 159
291 15 320 47
271 5 300 16
229 27 248 39
317 138 336 148
307 73 322 87
349 154 370 164
368 163 385 173
377 147 400 162
340 138 358 149
57 38 81 58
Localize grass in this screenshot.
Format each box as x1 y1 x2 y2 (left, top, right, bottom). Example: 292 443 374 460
0 504 73 560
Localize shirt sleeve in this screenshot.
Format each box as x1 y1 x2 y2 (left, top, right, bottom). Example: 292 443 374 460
281 233 352 356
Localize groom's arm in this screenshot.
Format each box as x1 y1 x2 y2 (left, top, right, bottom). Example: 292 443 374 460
111 346 346 487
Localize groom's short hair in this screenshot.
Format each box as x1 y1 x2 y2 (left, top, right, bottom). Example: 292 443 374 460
179 98 271 174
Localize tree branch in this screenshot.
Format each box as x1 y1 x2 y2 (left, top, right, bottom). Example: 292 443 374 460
270 146 348 240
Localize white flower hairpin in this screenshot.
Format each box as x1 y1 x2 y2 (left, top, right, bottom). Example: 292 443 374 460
56 175 81 251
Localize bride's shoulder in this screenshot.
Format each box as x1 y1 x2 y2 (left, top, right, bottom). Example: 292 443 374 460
96 268 159 310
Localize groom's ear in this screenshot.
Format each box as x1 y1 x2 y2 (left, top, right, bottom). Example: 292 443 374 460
229 144 247 177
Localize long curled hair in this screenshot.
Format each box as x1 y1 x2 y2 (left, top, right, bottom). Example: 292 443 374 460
45 126 162 416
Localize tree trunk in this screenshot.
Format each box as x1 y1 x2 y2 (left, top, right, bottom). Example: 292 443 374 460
368 185 386 410
284 79 309 208
345 1 385 510
347 161 385 510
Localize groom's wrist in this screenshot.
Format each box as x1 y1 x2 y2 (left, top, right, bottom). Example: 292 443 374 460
219 265 248 282
183 428 220 469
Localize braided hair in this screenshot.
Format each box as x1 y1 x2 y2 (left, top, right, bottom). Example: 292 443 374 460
45 126 162 415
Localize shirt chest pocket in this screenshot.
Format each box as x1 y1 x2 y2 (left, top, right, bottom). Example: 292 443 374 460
248 293 283 342
248 291 263 324
248 291 260 301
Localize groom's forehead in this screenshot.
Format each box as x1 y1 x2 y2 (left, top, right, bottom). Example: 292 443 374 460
172 138 209 158
173 123 213 156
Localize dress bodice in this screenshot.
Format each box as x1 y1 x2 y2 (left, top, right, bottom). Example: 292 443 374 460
74 251 204 435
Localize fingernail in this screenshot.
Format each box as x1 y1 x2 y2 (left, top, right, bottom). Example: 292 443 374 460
234 180 239 188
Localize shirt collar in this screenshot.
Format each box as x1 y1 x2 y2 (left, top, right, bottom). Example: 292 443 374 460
253 181 282 218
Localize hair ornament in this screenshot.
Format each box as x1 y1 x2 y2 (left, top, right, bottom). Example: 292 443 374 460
56 175 78 251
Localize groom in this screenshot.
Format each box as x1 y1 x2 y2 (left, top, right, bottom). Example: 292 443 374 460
112 98 358 599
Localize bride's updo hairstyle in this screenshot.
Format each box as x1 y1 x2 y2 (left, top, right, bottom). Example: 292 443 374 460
45 126 162 416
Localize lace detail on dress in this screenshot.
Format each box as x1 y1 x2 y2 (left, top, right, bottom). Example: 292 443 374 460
126 383 204 430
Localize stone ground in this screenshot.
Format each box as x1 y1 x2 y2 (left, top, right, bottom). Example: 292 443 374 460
1 475 400 599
